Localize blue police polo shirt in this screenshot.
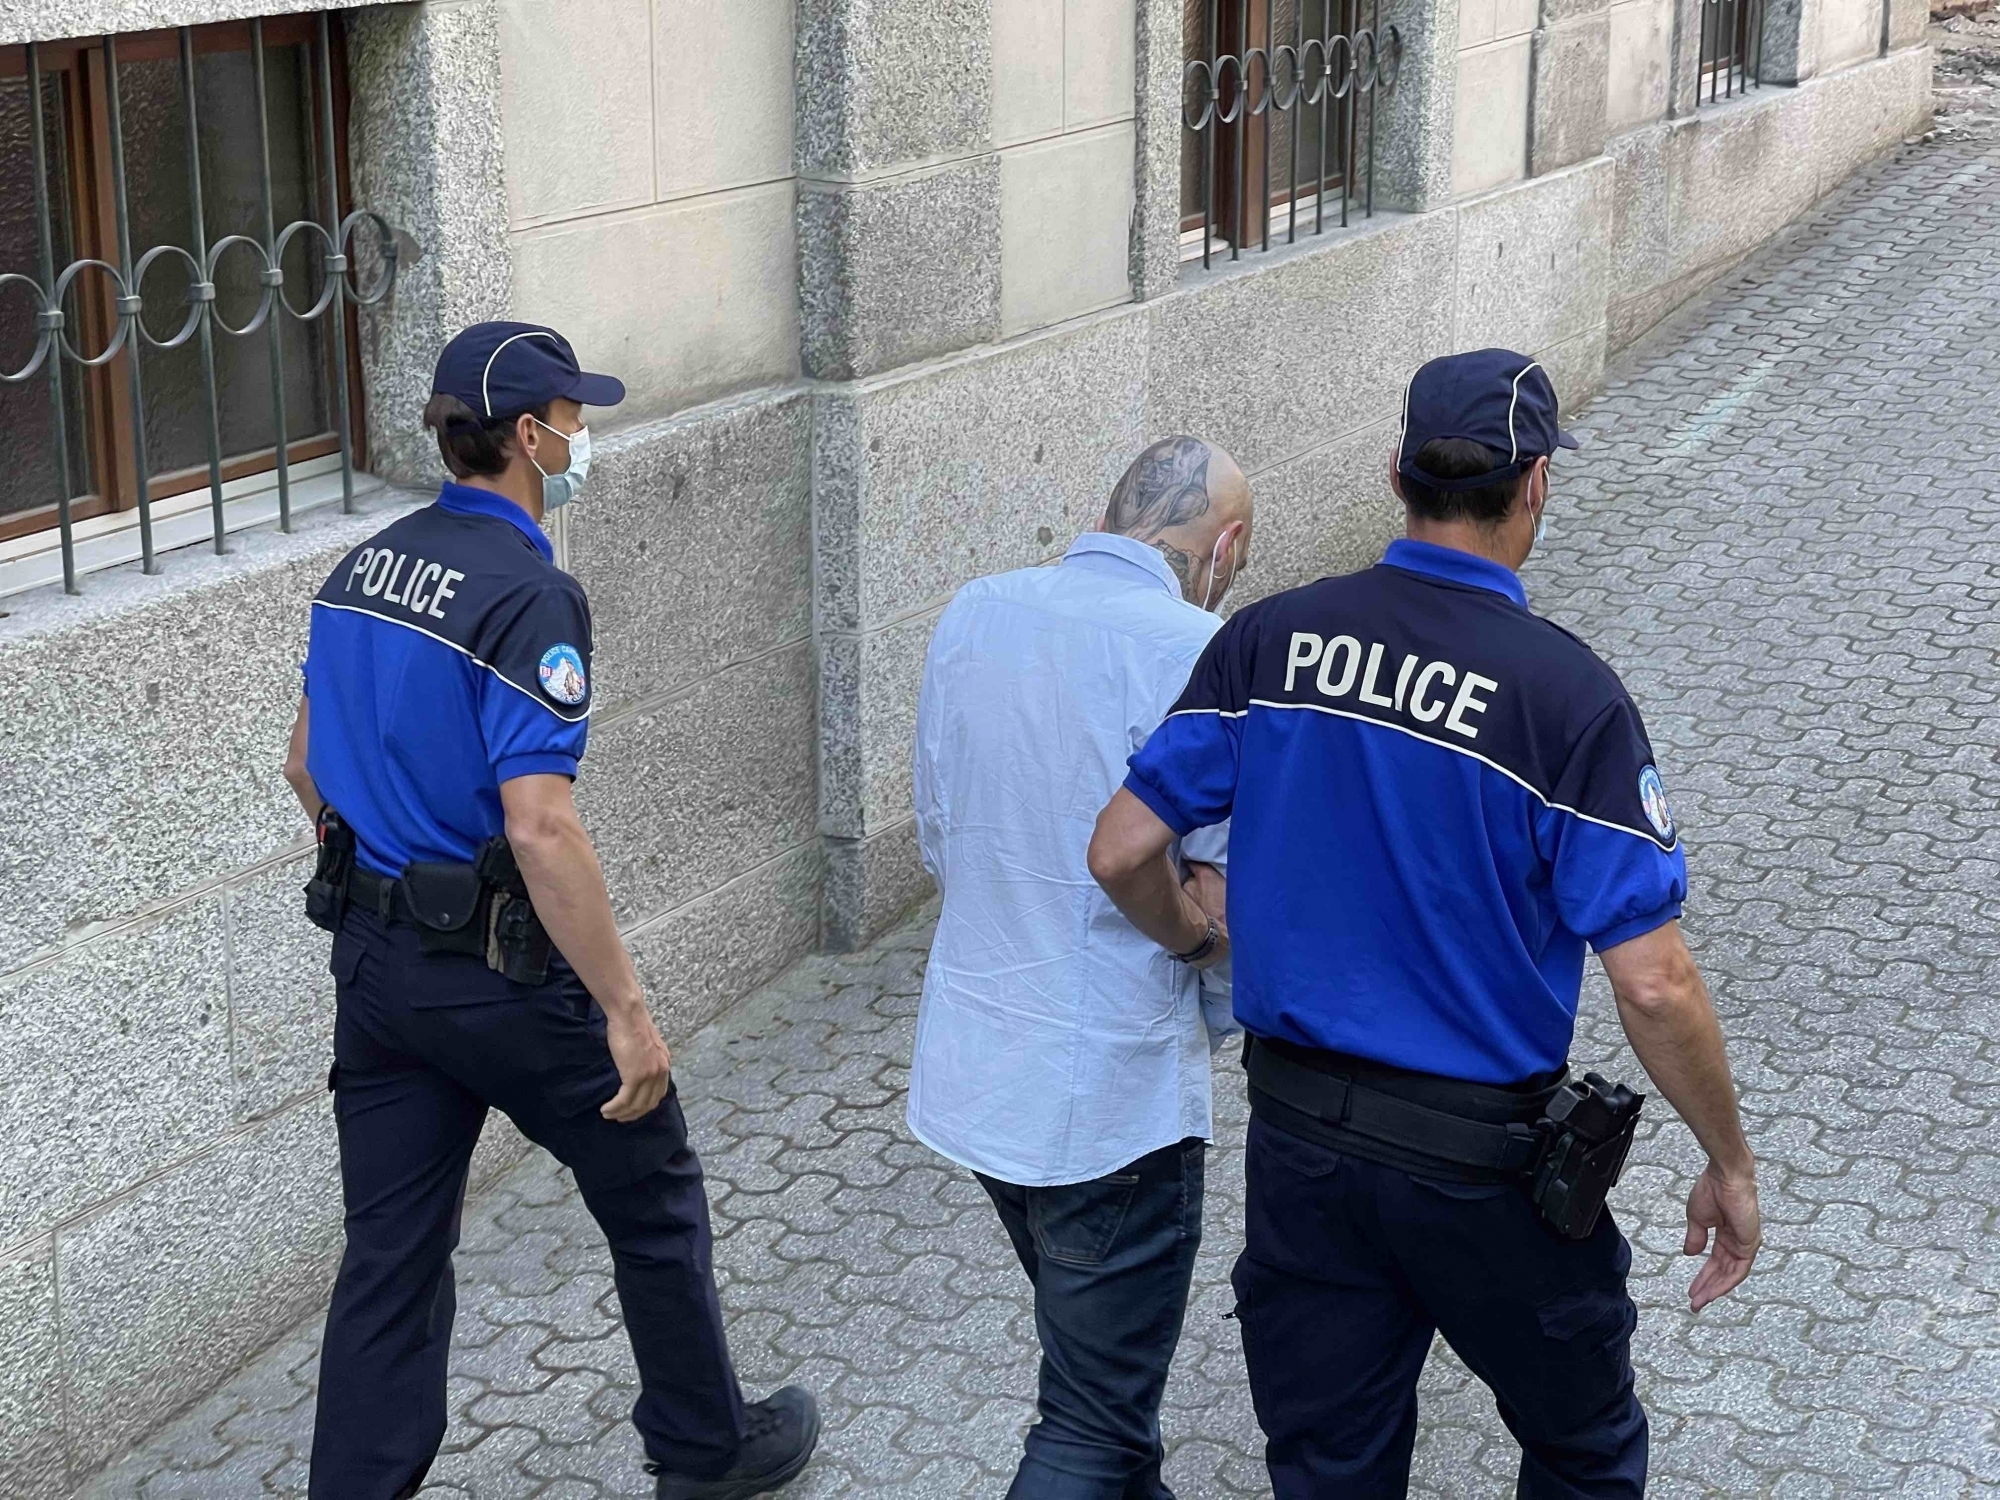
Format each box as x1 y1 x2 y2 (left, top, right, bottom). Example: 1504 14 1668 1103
302 483 592 876
1125 538 1687 1085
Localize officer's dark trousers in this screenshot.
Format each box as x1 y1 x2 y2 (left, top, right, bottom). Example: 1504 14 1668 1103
1233 1113 1646 1500
309 908 746 1500
975 1137 1206 1500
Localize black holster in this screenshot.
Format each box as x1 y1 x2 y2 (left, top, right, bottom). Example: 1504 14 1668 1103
1529 1072 1644 1240
304 808 356 933
474 835 554 986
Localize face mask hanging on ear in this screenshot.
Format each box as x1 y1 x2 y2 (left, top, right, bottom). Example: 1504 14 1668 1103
1530 471 1549 549
529 416 592 510
1200 531 1236 613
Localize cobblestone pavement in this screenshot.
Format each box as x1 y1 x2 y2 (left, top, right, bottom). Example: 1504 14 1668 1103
80 130 2000 1498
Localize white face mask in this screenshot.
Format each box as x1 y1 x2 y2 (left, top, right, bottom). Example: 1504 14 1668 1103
1200 530 1239 613
1528 469 1548 549
530 417 592 510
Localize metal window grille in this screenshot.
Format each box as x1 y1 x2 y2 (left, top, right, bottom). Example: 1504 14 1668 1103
0 15 398 595
1181 0 1404 270
1697 0 1764 103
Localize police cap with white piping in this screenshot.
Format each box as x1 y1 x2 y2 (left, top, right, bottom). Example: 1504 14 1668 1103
1397 348 1580 493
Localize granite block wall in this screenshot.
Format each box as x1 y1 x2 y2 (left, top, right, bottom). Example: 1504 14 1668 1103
349 0 513 486
1529 0 1612 175
0 0 372 44
794 0 1003 379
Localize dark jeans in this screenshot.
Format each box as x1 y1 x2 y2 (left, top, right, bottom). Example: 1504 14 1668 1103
976 1137 1206 1500
1233 1113 1647 1500
309 908 746 1500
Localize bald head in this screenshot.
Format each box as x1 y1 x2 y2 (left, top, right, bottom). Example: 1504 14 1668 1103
1102 435 1253 610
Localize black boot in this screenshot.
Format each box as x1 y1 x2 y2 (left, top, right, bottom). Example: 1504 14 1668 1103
648 1386 821 1500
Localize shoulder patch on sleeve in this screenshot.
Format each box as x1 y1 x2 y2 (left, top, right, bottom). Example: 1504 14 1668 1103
537 643 588 706
1638 765 1675 842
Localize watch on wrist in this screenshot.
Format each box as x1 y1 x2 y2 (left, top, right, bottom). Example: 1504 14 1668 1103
1170 914 1220 966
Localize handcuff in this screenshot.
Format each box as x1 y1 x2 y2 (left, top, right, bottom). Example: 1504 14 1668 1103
1170 913 1221 966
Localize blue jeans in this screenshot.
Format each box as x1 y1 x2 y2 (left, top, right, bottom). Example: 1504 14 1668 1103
1233 1112 1646 1499
977 1137 1206 1500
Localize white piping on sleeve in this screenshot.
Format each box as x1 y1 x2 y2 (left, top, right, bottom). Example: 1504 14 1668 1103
311 599 591 725
1239 696 1676 850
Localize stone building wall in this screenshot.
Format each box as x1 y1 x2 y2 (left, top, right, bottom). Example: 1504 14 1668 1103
0 0 1930 1492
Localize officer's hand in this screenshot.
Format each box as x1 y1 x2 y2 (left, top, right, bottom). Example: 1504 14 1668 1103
601 1006 673 1123
1174 887 1231 973
1683 1162 1760 1312
1183 864 1228 935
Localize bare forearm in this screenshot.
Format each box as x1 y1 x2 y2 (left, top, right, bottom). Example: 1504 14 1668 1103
288 770 324 822
1604 931 1754 1179
284 700 324 821
510 818 643 1018
1089 787 1222 960
1104 853 1211 955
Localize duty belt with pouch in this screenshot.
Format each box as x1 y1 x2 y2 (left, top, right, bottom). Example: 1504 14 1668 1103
304 808 553 985
1243 1036 1644 1241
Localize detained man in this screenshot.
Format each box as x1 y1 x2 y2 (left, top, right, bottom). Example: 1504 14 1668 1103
907 436 1253 1499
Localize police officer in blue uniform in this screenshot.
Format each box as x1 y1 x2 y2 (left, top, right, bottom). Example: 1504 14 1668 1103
282 322 820 1500
1088 349 1763 1497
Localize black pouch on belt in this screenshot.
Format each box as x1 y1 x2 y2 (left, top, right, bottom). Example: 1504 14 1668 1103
1530 1072 1645 1240
399 861 491 961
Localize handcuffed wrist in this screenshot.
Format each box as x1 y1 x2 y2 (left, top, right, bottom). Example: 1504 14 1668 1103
1170 914 1220 966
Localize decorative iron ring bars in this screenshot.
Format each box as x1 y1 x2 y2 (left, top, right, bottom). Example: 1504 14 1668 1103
0 214 393 381
0 16 400 595
1181 2 1404 270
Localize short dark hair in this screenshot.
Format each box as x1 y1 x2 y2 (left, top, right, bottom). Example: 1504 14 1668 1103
422 393 548 479
1398 437 1526 525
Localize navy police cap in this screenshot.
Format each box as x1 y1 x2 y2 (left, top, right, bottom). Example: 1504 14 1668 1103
432 321 625 418
1397 348 1579 493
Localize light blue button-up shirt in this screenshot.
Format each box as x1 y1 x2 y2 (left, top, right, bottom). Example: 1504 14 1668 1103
908 532 1231 1187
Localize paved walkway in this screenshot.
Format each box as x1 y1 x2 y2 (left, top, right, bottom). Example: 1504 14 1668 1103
81 128 2000 1498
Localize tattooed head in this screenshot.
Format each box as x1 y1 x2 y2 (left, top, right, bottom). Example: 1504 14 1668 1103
1101 436 1253 608
1106 436 1216 540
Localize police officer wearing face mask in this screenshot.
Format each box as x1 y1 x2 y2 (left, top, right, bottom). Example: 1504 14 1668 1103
283 322 820 1500
1089 349 1762 1497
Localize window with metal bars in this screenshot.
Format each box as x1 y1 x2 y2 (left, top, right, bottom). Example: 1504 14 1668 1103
1697 0 1766 103
0 14 395 593
1180 0 1402 269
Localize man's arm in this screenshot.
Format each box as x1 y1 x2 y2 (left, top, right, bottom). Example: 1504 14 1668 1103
283 698 324 821
1598 920 1760 1312
1088 788 1229 968
499 774 672 1124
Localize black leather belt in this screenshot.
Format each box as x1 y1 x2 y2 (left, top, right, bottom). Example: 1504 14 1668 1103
1245 1037 1559 1183
345 863 408 922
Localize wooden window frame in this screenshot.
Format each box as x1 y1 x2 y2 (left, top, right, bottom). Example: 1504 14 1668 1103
1181 0 1359 254
0 15 367 546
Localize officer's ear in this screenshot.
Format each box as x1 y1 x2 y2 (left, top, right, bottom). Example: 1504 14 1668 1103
514 411 543 469
1524 455 1551 514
